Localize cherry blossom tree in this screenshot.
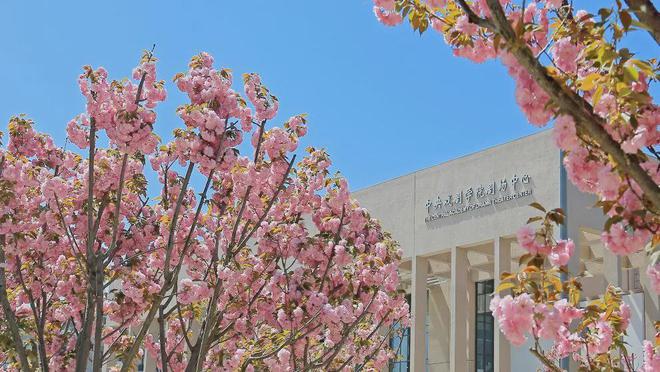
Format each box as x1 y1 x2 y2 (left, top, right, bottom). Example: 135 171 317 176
0 51 409 371
371 0 658 370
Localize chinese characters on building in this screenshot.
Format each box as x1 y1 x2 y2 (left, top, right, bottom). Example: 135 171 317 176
425 173 533 223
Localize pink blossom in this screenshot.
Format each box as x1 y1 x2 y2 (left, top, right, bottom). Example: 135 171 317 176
621 107 660 154
536 304 563 340
536 299 582 341
554 299 583 323
548 239 574 267
452 39 496 63
647 264 660 294
594 93 617 118
15 303 32 317
631 71 649 92
490 294 535 346
619 302 631 331
552 115 579 151
642 340 660 372
373 6 403 26
563 147 599 193
551 38 581 74
516 225 548 255
596 166 621 200
601 222 651 255
431 18 444 33
277 348 291 364
66 118 89 148
588 320 613 354
455 15 478 35
373 0 395 11
425 0 447 7
545 0 563 9
501 53 552 126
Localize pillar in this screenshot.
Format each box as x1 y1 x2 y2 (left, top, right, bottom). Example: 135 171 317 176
411 256 428 372
493 237 511 372
451 247 468 372
602 249 622 288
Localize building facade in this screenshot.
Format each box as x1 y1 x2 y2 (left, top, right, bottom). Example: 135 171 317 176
354 131 658 372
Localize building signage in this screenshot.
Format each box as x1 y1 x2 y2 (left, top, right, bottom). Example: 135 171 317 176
425 174 533 223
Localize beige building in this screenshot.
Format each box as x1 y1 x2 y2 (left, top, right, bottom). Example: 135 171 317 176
354 130 658 372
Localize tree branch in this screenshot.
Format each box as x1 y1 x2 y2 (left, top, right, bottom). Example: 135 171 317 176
75 118 97 372
624 0 660 44
483 0 660 214
455 0 495 29
0 236 31 372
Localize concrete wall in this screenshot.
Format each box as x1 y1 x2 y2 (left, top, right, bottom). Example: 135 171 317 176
354 130 561 259
427 283 451 372
353 130 656 371
355 131 560 371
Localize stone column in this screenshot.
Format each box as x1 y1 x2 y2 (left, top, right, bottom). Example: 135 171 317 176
493 237 511 372
565 226 582 372
451 247 468 372
602 249 622 288
411 256 428 372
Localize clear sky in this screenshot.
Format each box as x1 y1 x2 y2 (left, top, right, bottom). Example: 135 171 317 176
0 0 656 191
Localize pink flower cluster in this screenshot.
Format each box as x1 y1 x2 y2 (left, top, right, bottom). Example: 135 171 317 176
0 53 410 371
548 239 574 267
490 293 535 346
501 53 553 126
69 59 166 154
516 224 547 255
491 292 631 362
551 37 581 74
516 225 573 266
621 107 660 154
244 73 279 122
601 222 651 255
370 1 659 367
642 340 660 372
373 0 402 26
647 264 660 294
173 53 250 173
535 299 583 343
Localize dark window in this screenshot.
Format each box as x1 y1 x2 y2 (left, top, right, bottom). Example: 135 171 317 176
390 294 411 372
475 280 494 372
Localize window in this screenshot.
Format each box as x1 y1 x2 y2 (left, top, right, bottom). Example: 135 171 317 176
475 280 494 372
390 294 411 371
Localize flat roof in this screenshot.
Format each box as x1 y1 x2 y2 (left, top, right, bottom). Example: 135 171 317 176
354 129 553 193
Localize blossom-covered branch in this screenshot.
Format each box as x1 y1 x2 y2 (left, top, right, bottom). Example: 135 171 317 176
371 0 658 370
0 52 410 371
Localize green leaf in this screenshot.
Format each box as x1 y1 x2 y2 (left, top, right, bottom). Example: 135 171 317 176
579 72 600 91
527 216 543 224
528 202 546 213
623 64 640 82
592 85 604 107
619 10 632 31
598 8 613 22
604 215 623 232
548 211 565 225
629 59 654 76
519 253 532 266
496 281 516 292
631 20 653 32
596 200 616 214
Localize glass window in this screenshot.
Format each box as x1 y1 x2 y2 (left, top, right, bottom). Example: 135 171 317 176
390 294 411 372
475 280 494 372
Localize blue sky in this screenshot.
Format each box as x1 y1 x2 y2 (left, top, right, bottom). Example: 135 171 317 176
0 0 656 191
